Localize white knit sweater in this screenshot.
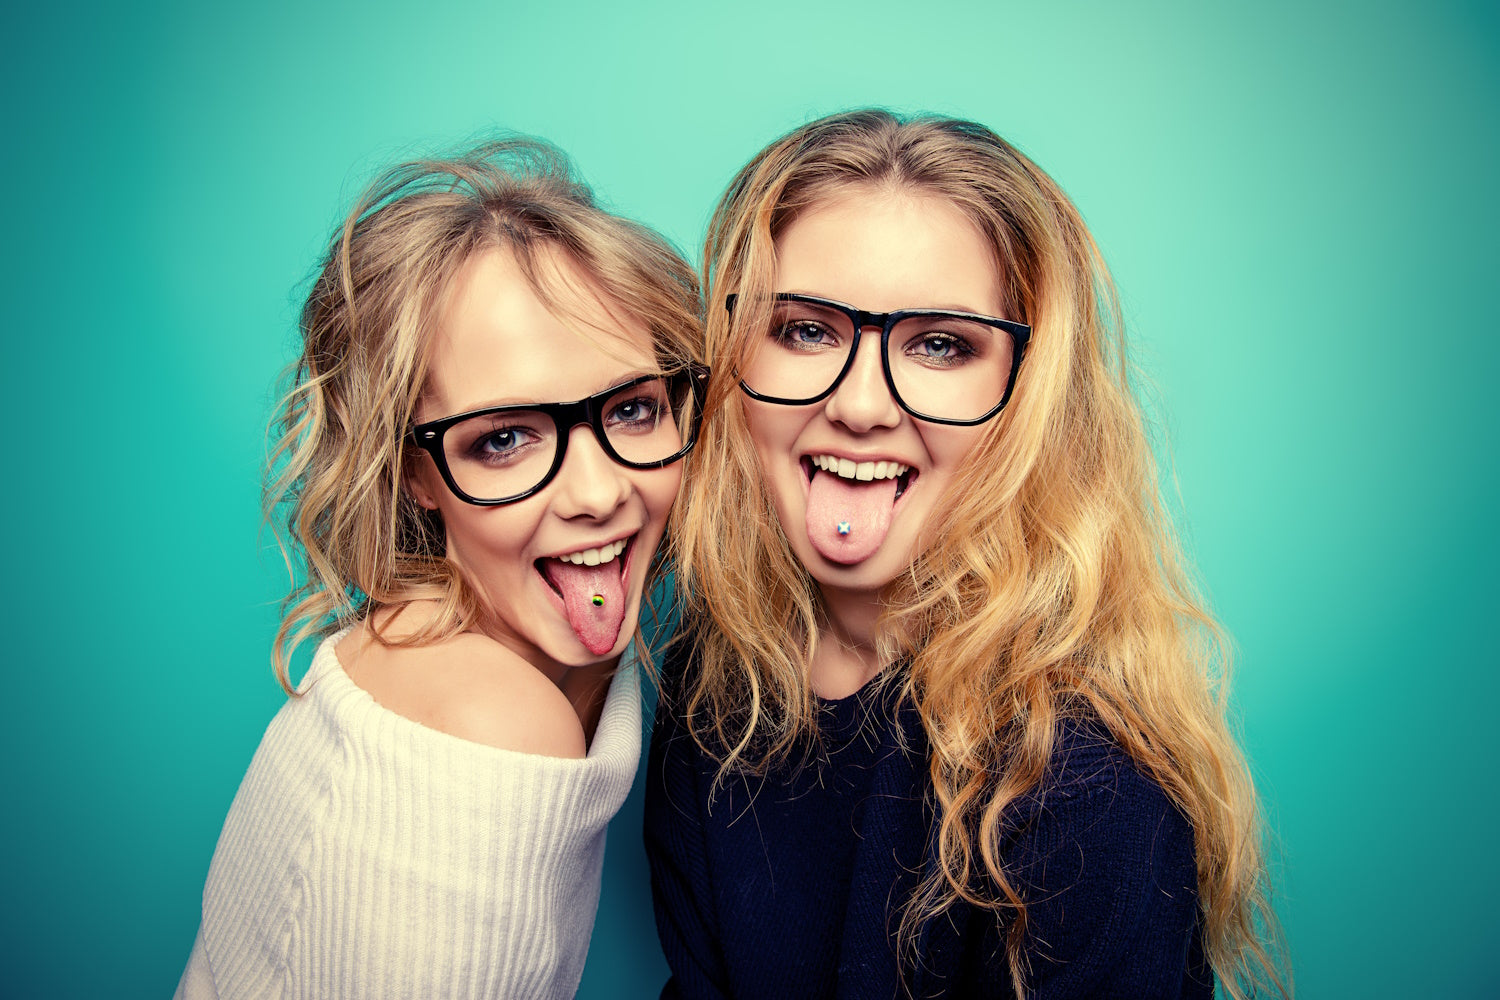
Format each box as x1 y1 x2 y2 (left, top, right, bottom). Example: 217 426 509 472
176 632 640 1000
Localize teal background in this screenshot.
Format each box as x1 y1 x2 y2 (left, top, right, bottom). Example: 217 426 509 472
3 0 1495 996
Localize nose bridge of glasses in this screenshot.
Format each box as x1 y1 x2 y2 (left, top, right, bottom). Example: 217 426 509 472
551 417 630 505
826 319 901 424
844 313 892 383
850 306 894 333
552 397 596 437
559 398 617 464
840 307 900 379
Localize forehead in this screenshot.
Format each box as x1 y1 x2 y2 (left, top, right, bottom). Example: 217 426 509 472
773 185 1004 316
424 246 655 415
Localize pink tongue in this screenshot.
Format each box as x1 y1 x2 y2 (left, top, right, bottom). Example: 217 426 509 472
805 470 899 565
542 559 628 656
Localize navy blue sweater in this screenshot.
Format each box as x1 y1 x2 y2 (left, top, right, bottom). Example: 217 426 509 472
644 640 1212 999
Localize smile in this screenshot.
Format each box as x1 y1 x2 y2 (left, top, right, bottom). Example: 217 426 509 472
797 454 916 566
553 539 628 566
805 453 916 499
809 454 908 482
535 535 636 656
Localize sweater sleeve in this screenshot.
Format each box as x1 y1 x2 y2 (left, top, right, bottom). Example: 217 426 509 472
1001 729 1210 1000
643 658 732 1000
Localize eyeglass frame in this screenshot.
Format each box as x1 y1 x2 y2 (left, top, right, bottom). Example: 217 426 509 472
726 292 1031 427
408 365 710 507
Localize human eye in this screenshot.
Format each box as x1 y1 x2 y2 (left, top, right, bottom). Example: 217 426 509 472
606 392 665 431
465 422 542 464
897 317 990 369
772 319 840 351
910 332 974 364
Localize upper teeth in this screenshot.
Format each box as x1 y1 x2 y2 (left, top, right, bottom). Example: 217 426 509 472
810 455 909 482
557 539 627 566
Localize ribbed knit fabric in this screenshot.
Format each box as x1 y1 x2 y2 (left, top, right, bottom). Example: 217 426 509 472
177 631 640 1000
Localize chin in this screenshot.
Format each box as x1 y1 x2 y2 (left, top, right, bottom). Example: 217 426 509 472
795 542 909 598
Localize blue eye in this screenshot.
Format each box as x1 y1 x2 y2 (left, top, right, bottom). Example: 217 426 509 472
603 386 669 434
607 393 665 430
775 321 837 350
907 333 974 366
470 425 539 463
482 429 520 453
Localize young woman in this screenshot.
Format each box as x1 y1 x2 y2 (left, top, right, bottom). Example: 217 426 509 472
178 140 705 999
646 111 1286 998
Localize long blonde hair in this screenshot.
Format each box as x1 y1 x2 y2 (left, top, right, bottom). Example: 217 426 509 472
267 138 701 690
672 110 1287 997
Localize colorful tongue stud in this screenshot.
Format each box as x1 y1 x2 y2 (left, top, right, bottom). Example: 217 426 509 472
590 594 605 607
836 521 852 536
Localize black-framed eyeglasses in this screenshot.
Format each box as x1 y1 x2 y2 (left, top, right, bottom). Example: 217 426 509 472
727 293 1031 426
409 366 708 506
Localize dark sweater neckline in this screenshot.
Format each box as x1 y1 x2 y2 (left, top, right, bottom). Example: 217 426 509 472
817 674 890 744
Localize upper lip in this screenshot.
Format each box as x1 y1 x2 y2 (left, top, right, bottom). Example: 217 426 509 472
801 453 918 482
802 450 916 467
539 533 636 562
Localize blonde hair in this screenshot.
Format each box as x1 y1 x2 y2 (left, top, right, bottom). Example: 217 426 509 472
673 110 1287 997
267 138 701 690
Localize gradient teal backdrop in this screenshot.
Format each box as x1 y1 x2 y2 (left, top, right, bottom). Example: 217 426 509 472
3 1 1495 996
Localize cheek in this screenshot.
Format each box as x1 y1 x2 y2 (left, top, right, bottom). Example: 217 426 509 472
644 465 684 519
624 464 685 539
439 505 535 575
741 401 799 473
918 425 990 494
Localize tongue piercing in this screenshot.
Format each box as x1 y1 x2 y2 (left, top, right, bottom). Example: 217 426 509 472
590 594 605 607
836 521 852 536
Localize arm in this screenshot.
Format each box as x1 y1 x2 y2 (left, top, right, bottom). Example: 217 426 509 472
643 673 733 1000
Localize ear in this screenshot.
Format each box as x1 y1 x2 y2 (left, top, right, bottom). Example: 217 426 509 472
404 453 442 511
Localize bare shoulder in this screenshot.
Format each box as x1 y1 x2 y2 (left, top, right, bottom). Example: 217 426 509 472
427 632 589 759
338 606 587 759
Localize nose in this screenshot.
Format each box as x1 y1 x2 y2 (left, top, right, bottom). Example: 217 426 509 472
551 424 631 519
823 329 901 432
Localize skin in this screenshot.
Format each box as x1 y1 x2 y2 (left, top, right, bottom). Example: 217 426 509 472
338 246 682 757
742 185 1007 698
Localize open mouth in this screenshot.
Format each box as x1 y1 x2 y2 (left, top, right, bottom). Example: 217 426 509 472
799 454 917 566
535 536 634 598
551 538 628 568
802 454 916 499
535 536 635 655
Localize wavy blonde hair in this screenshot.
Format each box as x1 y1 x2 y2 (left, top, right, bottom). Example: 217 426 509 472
672 110 1287 997
267 138 701 690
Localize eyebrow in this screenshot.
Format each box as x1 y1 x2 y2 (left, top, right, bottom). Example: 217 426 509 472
444 368 663 414
776 291 1002 317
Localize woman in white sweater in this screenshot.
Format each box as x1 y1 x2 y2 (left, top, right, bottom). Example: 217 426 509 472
177 139 705 999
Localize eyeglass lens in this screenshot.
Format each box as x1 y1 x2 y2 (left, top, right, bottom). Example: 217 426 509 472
740 299 1014 423
439 376 690 502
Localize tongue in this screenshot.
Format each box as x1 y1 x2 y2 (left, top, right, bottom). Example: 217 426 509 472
805 471 899 565
542 559 628 656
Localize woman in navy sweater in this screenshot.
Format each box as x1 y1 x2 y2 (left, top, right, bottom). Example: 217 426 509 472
646 110 1287 998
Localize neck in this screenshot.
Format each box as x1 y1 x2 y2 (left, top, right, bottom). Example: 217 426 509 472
557 658 617 745
810 585 886 699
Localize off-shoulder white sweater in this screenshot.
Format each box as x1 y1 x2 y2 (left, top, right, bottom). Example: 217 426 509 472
176 632 640 1000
